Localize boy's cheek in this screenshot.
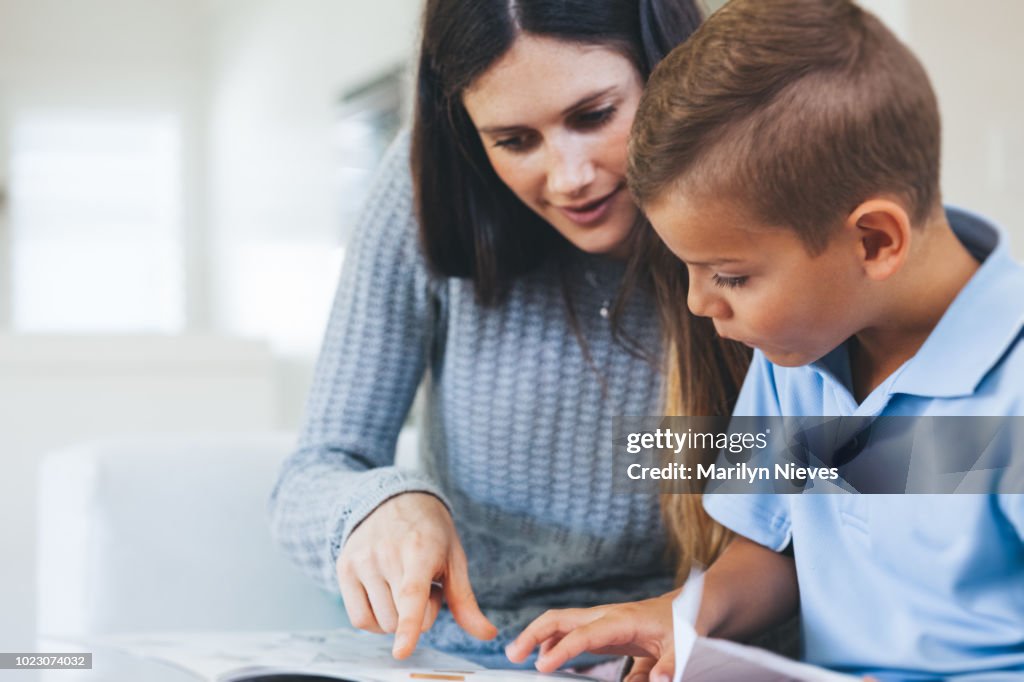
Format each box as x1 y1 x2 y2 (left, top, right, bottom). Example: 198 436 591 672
738 305 789 342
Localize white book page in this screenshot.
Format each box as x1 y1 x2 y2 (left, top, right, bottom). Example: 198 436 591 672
216 665 595 682
671 572 856 682
83 630 482 680
682 637 856 682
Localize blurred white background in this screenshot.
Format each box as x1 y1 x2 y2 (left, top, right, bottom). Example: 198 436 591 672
0 0 1022 658
0 0 421 655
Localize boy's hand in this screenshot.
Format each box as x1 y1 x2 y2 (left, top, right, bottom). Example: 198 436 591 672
506 591 679 680
625 657 658 682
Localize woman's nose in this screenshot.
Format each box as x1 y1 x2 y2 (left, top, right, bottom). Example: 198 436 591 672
546 142 596 198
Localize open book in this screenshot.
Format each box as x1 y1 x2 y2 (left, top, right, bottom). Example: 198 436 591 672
674 631 857 681
82 630 599 682
76 589 856 682
672 573 857 682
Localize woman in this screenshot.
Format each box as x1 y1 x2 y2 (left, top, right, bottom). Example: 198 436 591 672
269 0 745 670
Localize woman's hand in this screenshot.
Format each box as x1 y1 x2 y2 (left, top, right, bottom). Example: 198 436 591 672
505 591 679 682
337 492 497 658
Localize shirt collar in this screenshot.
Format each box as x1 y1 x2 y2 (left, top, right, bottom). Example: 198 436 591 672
889 206 1024 398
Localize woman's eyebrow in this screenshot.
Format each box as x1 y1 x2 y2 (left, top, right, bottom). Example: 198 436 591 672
684 257 744 266
477 86 617 135
560 86 616 116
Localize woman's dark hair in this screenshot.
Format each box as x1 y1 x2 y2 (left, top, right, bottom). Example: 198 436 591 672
411 0 703 305
412 0 752 578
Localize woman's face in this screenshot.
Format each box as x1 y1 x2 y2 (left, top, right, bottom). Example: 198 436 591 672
462 35 644 259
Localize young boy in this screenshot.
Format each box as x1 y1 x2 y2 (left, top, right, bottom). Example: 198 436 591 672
506 0 1024 679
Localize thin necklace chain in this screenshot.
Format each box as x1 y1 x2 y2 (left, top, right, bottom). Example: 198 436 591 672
584 269 612 320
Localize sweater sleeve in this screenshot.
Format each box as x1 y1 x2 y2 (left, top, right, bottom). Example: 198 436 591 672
268 130 451 594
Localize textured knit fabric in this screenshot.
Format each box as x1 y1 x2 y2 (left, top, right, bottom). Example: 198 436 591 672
268 131 673 668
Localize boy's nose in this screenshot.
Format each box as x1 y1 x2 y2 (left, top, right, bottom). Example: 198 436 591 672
687 283 713 318
687 283 729 320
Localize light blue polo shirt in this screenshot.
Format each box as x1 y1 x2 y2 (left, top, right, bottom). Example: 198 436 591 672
704 207 1024 680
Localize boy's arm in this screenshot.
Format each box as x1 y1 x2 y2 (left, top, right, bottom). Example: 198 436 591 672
696 535 798 639
505 534 798 677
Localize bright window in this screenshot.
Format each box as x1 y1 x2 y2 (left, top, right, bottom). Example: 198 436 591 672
8 112 184 333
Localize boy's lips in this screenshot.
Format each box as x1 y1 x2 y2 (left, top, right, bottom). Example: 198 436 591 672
720 332 757 349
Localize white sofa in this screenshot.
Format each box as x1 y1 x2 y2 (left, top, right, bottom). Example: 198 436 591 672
36 432 421 639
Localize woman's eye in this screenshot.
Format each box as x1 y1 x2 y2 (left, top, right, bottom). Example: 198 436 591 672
574 106 616 128
493 133 536 152
712 273 749 289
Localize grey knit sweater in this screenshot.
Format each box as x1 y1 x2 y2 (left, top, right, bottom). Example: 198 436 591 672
268 132 672 668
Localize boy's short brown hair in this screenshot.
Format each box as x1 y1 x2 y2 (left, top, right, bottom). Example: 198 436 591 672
628 0 941 252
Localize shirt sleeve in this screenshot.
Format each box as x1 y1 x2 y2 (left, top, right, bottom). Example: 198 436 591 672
268 130 451 594
703 350 793 552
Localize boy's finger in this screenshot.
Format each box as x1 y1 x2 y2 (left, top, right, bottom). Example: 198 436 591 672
625 657 655 682
445 547 498 641
648 651 676 682
506 611 573 662
392 578 432 659
538 633 565 657
535 618 636 673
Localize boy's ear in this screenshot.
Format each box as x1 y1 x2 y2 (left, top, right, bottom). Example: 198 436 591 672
845 198 912 280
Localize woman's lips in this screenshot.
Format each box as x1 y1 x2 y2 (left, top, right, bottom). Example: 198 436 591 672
556 185 623 226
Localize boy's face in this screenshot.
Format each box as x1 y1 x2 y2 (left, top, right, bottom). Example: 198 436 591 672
646 192 868 367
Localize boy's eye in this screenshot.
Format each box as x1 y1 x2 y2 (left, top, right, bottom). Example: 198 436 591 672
573 106 616 128
712 273 749 289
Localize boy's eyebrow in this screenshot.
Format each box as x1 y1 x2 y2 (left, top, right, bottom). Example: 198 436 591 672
477 87 617 135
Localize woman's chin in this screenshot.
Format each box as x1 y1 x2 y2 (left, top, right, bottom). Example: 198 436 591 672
545 202 637 259
561 226 632 259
